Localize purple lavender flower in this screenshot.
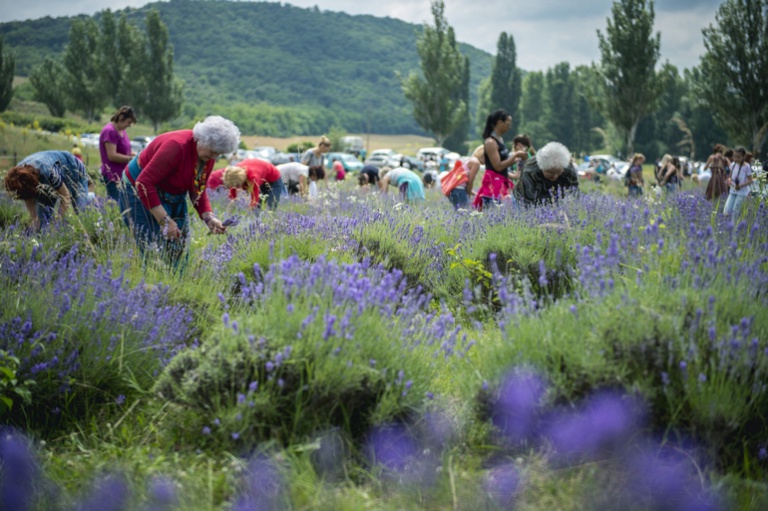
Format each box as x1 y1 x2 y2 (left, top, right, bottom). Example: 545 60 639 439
114 394 125 406
202 427 211 435
492 369 546 444
484 463 520 509
365 424 419 472
248 381 258 393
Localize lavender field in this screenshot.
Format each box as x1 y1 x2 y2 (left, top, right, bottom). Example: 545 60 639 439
1 175 767 510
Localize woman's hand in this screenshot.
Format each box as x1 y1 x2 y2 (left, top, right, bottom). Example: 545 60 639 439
163 217 182 239
205 216 227 235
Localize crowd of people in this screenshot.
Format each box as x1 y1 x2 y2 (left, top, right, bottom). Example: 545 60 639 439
3 105 757 266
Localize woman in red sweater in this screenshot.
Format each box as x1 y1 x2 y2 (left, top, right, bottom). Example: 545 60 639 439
121 115 240 264
208 158 285 211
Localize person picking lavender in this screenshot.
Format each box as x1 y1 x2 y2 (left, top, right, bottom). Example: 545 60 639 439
4 150 89 230
120 115 240 264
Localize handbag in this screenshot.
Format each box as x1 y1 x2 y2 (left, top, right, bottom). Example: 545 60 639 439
441 159 469 196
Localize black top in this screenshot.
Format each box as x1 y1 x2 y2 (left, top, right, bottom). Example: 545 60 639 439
485 136 511 178
513 155 579 206
361 165 380 184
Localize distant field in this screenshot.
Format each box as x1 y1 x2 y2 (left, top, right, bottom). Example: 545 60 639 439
241 134 439 155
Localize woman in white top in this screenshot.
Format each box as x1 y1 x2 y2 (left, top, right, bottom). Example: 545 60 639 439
278 162 325 196
723 146 754 219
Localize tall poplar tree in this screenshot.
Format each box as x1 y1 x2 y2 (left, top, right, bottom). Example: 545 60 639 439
401 0 467 147
443 54 471 153
518 71 552 148
143 9 183 133
0 36 15 114
489 32 522 134
64 18 107 121
597 0 662 156
696 0 768 154
98 9 124 108
116 13 148 110
29 58 67 117
545 62 575 149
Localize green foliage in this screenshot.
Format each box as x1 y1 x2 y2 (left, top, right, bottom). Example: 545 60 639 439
696 0 768 154
546 62 576 150
63 17 107 121
286 140 314 153
143 9 183 133
97 10 123 109
489 32 522 135
597 0 662 156
29 58 68 117
154 271 435 448
0 350 34 415
0 35 14 113
401 1 469 146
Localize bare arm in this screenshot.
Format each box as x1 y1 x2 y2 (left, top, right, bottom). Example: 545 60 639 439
466 159 480 195
24 199 39 230
55 185 72 217
379 175 390 193
104 142 135 164
299 174 308 197
484 138 526 172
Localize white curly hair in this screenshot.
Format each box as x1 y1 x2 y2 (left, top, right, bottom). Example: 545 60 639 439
536 142 571 172
193 116 240 155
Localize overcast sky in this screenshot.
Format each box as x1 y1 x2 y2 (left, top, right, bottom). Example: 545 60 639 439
0 0 723 71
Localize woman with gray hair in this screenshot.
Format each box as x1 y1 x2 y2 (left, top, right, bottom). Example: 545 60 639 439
121 115 240 266
513 141 579 206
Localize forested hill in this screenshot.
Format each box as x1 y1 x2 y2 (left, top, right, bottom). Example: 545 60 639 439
0 0 493 136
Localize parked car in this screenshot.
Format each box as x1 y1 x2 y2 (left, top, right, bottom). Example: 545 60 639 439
130 141 144 154
364 154 399 169
341 136 365 154
271 152 301 165
253 146 277 160
398 155 424 172
416 146 450 162
79 133 100 148
325 152 364 173
132 136 155 149
370 148 398 159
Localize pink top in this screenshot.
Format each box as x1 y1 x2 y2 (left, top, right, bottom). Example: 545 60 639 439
125 130 213 217
99 122 132 182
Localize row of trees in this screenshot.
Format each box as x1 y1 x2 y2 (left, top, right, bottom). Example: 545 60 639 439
27 9 182 133
404 0 768 159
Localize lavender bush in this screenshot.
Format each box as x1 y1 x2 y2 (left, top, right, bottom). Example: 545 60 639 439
154 255 472 447
0 245 195 427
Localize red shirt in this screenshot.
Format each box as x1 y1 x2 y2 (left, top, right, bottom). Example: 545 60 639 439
207 168 225 190
127 130 213 217
228 159 282 208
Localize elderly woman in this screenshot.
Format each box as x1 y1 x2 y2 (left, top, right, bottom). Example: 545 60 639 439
208 158 285 210
99 106 137 202
120 115 240 263
4 150 89 229
513 141 579 206
379 166 425 202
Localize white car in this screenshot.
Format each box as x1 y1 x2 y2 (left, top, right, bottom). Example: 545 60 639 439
79 133 100 148
417 146 450 161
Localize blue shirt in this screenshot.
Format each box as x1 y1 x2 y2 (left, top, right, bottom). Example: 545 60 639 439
18 150 88 206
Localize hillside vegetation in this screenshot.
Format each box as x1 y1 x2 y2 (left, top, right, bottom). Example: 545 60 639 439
0 0 493 136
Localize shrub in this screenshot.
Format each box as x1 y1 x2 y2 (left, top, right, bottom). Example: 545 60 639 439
154 256 472 448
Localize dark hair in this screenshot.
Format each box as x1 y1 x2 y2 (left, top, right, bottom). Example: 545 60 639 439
724 148 734 158
712 143 724 154
423 173 434 186
482 109 511 139
309 165 325 180
734 146 747 156
512 134 532 148
358 173 369 186
4 165 40 200
111 106 137 124
671 156 680 169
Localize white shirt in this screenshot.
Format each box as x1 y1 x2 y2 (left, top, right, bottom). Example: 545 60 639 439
278 162 309 183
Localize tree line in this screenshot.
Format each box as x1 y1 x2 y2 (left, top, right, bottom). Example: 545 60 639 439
0 0 766 158
403 0 768 159
0 9 182 133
